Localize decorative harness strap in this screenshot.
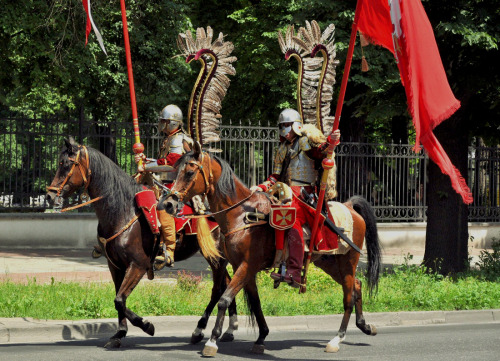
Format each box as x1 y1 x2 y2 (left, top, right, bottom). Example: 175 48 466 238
170 152 258 219
97 214 141 270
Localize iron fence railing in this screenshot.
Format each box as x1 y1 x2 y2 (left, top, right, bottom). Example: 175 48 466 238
1 116 499 222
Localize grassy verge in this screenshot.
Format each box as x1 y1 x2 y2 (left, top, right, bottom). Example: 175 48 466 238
1 257 499 320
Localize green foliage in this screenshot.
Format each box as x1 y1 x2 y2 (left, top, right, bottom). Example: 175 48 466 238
475 239 500 282
1 261 499 319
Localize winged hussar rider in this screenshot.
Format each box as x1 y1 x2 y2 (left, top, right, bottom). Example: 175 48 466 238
135 104 193 269
135 27 237 269
251 21 341 288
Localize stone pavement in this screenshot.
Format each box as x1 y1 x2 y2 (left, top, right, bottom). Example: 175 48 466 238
1 310 499 344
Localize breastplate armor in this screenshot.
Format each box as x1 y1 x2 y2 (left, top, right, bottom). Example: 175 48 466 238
158 131 193 182
273 136 318 186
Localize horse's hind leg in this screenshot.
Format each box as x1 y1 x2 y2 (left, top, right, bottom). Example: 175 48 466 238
314 255 355 353
353 278 377 336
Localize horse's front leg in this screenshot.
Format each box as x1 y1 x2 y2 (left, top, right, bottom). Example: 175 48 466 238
191 260 238 344
326 272 356 353
105 263 154 349
243 277 269 354
202 263 248 357
105 266 127 349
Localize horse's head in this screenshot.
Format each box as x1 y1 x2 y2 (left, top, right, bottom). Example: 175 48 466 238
46 136 91 208
161 141 213 216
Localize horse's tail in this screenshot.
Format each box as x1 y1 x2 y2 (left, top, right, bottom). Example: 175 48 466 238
347 195 381 296
196 217 222 264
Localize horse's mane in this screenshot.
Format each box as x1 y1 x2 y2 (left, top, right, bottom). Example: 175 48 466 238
82 147 141 221
176 152 241 201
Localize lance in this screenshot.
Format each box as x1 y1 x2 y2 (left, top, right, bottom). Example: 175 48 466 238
300 0 365 293
119 0 144 167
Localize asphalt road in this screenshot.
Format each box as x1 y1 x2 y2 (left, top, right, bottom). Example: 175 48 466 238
1 322 499 361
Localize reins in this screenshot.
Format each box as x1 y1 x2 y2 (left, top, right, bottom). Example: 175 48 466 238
169 151 267 237
170 151 257 219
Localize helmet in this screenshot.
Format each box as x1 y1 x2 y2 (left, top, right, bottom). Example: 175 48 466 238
278 108 303 137
158 104 183 133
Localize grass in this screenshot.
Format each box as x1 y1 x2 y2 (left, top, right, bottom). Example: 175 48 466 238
1 251 499 320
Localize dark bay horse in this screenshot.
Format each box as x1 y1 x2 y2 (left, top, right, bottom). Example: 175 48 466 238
163 142 381 356
46 137 238 348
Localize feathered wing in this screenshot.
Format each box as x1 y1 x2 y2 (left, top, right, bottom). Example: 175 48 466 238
282 20 339 135
280 21 340 200
177 27 236 145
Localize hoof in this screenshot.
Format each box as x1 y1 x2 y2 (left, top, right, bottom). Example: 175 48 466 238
325 343 339 353
251 343 265 354
202 345 218 357
220 333 234 342
144 321 155 336
104 338 121 349
191 332 204 344
370 324 378 336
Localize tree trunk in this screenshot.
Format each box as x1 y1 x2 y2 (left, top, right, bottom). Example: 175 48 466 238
424 111 469 274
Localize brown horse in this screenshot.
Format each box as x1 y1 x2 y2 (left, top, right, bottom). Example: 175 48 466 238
46 137 238 348
163 142 381 356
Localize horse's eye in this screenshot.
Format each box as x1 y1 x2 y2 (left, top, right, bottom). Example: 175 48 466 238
186 170 195 178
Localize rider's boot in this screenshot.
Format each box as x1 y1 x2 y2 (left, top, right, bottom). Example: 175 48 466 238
271 229 304 288
154 209 176 271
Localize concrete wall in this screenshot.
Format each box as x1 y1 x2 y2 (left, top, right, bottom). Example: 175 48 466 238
0 213 498 249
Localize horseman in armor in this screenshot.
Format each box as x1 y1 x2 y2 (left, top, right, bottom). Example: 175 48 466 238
251 109 340 288
135 104 193 269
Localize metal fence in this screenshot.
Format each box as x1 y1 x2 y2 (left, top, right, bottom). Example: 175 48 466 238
1 116 499 222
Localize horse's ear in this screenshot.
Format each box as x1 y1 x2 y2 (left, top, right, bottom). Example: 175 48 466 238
64 136 79 153
193 141 202 159
183 139 192 152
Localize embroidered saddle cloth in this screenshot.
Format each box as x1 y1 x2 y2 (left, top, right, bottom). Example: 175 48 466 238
303 201 355 255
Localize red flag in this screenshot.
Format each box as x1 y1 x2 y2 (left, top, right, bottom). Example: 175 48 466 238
357 0 472 204
81 0 107 55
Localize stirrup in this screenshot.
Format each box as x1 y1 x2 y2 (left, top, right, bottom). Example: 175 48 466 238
153 243 174 271
153 254 173 271
91 245 102 259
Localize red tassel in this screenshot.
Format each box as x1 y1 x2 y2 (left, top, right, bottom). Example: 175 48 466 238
361 56 369 72
360 32 369 47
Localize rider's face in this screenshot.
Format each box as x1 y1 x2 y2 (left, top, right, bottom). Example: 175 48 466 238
279 122 296 142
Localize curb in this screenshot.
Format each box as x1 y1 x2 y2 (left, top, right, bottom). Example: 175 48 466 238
1 310 499 344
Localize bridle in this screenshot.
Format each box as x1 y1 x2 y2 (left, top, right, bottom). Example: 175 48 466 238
168 151 256 219
47 146 102 211
170 151 213 202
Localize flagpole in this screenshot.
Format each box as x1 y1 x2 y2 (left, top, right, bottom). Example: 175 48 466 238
300 0 365 293
119 0 144 166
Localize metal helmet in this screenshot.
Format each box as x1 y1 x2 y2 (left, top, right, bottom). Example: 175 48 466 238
158 104 183 133
278 108 303 137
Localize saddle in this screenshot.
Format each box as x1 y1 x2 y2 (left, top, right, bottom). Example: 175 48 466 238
244 182 354 269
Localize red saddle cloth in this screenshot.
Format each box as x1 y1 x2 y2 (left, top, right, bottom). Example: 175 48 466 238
174 204 219 235
135 189 160 235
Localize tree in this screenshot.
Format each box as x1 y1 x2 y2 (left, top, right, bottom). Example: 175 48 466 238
423 0 500 274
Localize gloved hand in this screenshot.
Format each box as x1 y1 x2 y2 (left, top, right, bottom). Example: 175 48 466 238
134 153 146 164
327 129 341 147
134 153 146 172
250 185 263 193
